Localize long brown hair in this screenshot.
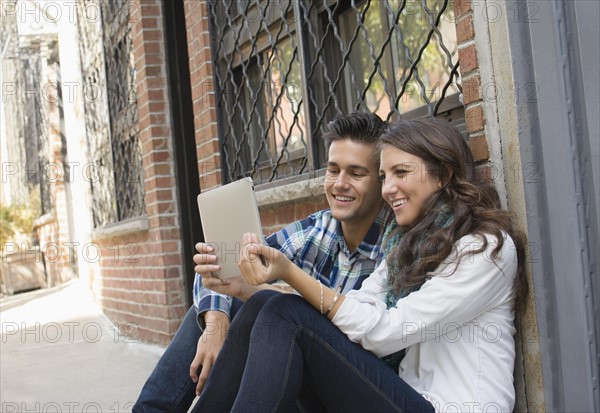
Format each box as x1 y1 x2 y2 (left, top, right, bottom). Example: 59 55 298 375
380 118 528 306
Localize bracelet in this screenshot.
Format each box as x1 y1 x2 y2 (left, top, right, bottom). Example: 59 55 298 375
318 279 324 315
324 285 342 317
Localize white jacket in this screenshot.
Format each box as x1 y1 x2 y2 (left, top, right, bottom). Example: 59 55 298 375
332 233 518 412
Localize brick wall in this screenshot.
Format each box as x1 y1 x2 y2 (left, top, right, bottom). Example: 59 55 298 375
94 0 186 346
454 0 492 181
259 197 329 236
184 0 222 192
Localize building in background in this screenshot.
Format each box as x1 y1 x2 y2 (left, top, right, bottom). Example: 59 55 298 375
1 0 598 411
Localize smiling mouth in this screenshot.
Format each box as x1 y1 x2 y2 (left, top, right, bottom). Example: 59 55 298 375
391 198 407 208
334 195 355 202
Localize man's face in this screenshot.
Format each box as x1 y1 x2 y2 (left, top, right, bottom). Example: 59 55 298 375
324 139 383 224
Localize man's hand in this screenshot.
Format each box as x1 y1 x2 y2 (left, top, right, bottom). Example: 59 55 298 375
189 310 229 396
193 242 221 276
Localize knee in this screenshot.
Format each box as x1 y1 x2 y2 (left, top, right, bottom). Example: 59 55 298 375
251 295 318 344
230 290 280 327
260 294 316 324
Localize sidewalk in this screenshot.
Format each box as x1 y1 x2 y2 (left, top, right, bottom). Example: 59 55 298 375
0 281 165 412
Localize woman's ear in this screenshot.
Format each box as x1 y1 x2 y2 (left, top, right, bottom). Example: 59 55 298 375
440 165 453 188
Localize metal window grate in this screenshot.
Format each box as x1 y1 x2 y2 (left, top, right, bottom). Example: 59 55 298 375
209 0 462 184
77 0 145 227
100 0 145 222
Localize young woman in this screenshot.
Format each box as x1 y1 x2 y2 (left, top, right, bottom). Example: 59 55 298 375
194 118 527 413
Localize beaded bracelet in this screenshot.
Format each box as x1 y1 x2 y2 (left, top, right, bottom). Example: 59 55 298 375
324 285 342 317
318 279 324 315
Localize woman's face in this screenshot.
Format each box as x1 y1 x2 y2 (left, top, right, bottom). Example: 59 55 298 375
379 144 441 228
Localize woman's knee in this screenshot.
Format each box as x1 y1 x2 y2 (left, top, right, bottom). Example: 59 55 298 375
229 289 280 329
258 294 317 328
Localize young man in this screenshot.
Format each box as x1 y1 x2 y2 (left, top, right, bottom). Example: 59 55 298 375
133 112 393 413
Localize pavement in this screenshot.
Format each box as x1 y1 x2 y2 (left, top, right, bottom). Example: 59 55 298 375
0 281 166 412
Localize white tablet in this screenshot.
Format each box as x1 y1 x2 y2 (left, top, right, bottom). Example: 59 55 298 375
197 177 264 279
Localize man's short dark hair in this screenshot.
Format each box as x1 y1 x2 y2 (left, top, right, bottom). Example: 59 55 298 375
322 112 387 150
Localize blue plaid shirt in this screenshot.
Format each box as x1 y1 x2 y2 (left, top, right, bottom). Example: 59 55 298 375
193 206 394 326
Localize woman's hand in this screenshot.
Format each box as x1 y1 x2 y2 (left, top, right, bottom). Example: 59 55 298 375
239 233 292 285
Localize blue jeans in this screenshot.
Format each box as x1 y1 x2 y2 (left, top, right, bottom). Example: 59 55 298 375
193 291 435 413
133 300 243 413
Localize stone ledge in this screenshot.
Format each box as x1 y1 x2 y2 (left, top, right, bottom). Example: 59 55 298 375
255 171 326 208
91 216 150 241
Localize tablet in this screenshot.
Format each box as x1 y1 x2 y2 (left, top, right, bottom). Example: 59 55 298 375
197 177 265 279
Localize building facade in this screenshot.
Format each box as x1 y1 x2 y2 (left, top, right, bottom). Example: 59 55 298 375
1 0 598 411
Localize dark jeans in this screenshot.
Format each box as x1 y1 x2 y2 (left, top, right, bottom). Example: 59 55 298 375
133 300 243 413
193 291 435 413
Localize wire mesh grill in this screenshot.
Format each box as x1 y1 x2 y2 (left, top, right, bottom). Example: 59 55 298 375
209 0 462 184
77 0 145 227
100 0 145 222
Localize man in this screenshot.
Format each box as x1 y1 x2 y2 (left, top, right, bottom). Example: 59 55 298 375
133 112 393 413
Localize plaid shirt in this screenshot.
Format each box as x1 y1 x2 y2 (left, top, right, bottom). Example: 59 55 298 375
193 206 394 326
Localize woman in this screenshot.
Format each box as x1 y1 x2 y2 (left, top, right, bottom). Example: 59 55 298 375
195 118 527 412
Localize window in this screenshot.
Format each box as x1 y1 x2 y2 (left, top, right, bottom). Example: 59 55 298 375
209 0 462 184
77 0 145 227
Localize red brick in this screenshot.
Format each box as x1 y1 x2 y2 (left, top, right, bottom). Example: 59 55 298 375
142 137 169 151
132 28 143 49
259 209 277 228
468 134 490 162
454 0 472 19
147 89 165 102
196 139 221 160
140 5 161 18
148 149 171 164
155 201 177 214
142 31 163 44
474 164 493 183
466 105 485 133
276 204 295 225
145 188 174 204
462 75 481 105
150 216 177 232
196 121 219 140
148 101 166 113
198 160 220 177
145 53 164 66
141 17 158 30
458 44 478 75
199 170 223 190
456 14 475 45
145 65 165 81
148 112 166 125
138 102 150 121
152 175 175 189
147 162 172 176
294 202 320 220
150 125 170 137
